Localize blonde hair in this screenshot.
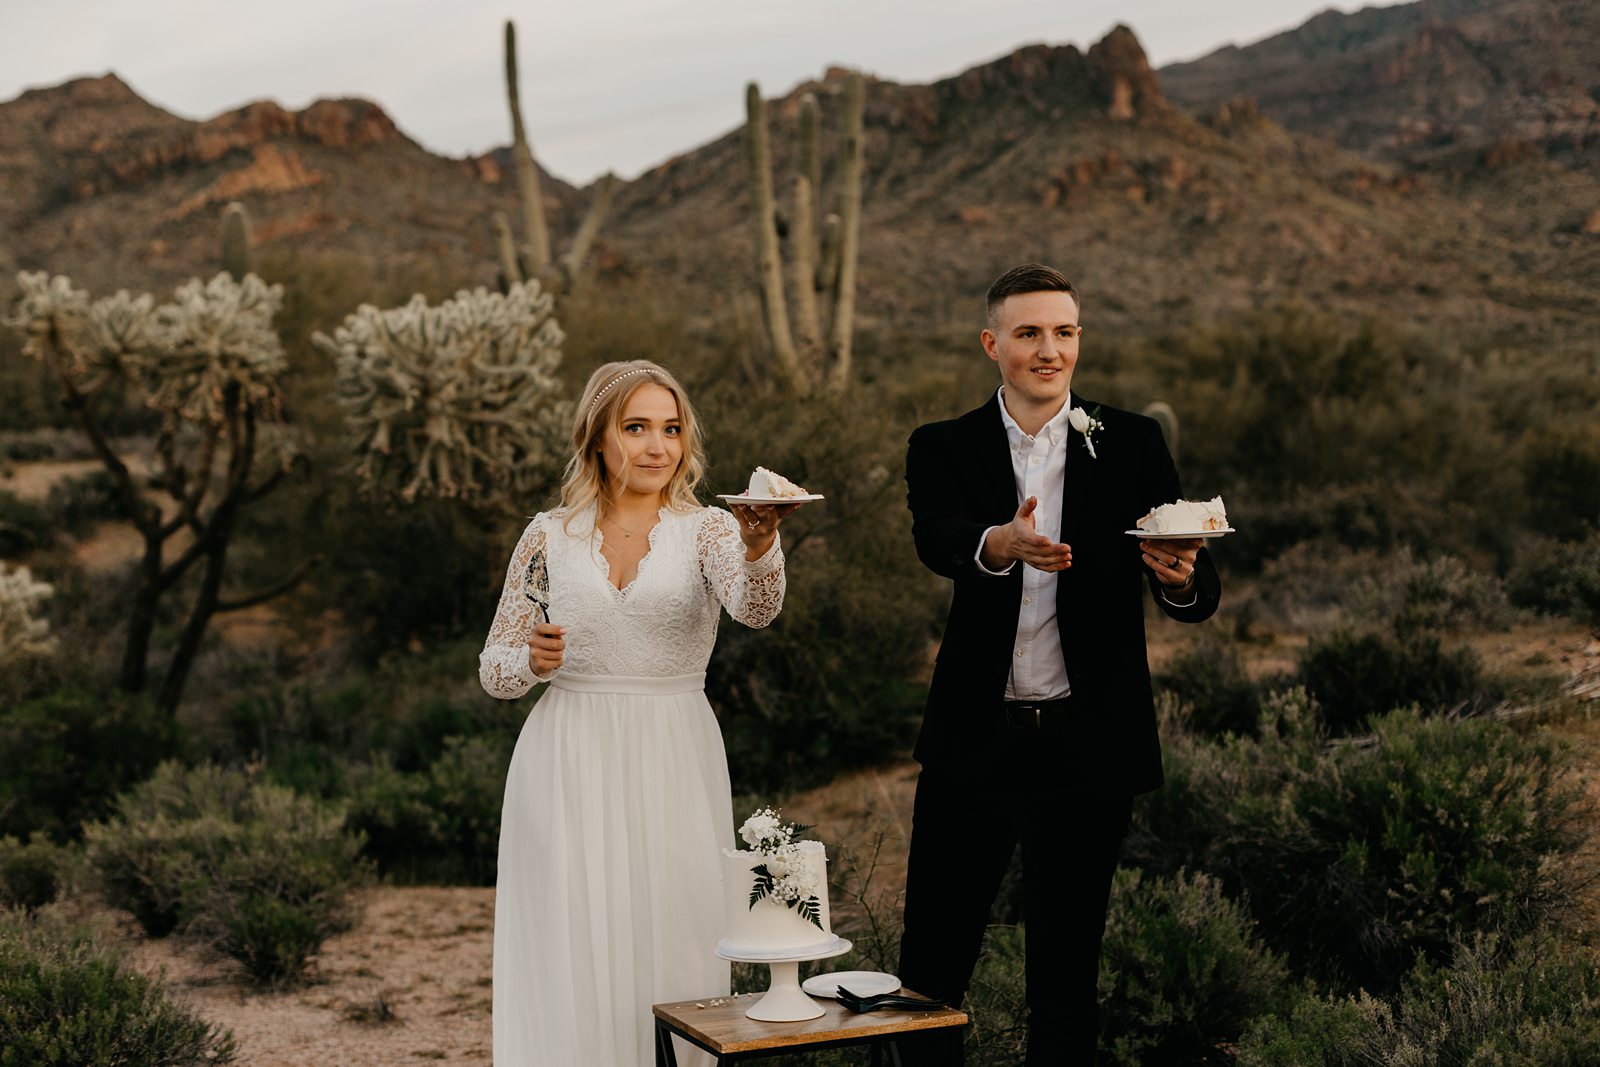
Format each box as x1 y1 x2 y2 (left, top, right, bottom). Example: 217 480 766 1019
558 360 705 529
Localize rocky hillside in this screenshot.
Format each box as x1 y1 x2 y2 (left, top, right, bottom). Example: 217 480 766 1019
0 73 588 292
2 17 1597 343
1158 0 1600 174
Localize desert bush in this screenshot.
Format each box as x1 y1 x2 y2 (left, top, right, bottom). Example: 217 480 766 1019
344 735 512 885
696 380 945 794
1155 636 1264 737
1297 629 1491 734
85 763 366 982
0 490 51 555
0 909 236 1066
43 469 129 535
1240 935 1600 1066
1507 531 1600 625
1098 867 1295 1067
0 687 177 841
1347 550 1516 634
1126 691 1585 993
1521 421 1600 540
0 836 71 911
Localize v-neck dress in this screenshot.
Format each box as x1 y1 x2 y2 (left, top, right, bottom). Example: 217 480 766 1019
479 503 785 1066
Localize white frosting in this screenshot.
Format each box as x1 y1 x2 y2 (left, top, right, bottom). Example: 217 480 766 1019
1136 496 1229 534
718 840 833 954
746 466 807 498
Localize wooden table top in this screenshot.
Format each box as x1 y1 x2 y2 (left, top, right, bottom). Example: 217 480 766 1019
652 990 967 1054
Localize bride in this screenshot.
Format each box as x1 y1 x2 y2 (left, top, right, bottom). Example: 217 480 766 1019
479 359 800 1065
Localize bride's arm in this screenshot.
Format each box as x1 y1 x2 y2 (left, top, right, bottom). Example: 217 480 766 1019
697 508 785 628
479 516 555 698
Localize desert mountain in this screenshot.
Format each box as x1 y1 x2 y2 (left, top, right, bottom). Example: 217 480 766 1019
2 20 1597 343
1158 0 1600 174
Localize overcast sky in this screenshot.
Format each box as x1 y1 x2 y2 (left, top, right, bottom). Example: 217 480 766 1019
4 1 1404 185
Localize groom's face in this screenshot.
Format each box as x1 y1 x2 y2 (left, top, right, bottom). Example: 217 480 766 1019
982 290 1080 412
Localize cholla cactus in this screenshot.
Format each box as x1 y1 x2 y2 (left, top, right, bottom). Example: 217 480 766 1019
136 273 287 425
5 272 148 393
3 260 304 712
5 271 283 426
316 280 571 505
0 563 56 667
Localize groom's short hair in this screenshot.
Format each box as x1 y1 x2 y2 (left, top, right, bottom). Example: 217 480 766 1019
985 263 1079 327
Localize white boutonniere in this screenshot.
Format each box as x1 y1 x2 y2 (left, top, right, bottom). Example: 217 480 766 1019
1067 405 1104 459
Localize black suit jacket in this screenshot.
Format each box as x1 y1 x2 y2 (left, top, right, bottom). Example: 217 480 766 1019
906 394 1221 794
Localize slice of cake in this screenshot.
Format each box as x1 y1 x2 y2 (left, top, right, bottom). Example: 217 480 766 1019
1136 495 1229 534
718 808 834 956
746 466 808 498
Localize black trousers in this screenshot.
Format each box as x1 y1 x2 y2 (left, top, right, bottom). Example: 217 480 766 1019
896 729 1134 1066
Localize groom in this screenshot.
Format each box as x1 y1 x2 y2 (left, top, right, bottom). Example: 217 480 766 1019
898 264 1221 1064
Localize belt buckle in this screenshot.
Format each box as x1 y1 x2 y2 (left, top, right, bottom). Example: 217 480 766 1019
1030 705 1041 728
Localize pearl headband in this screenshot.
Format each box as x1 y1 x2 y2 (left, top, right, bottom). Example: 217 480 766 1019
588 368 651 413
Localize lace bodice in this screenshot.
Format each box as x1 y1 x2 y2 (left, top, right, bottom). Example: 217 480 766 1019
479 504 785 698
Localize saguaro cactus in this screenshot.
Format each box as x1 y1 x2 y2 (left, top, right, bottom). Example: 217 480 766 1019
221 202 253 281
744 73 865 393
494 20 615 299
1143 401 1180 461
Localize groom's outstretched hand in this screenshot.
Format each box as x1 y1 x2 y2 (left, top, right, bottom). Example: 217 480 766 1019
981 496 1072 573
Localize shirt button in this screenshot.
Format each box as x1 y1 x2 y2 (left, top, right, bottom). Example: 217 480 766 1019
1030 457 1040 465
1015 649 1024 658
1023 596 1032 605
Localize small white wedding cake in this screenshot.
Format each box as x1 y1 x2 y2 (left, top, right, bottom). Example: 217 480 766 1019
745 466 808 499
718 809 834 956
1136 495 1229 534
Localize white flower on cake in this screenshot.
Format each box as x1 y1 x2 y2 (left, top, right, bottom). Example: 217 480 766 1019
1136 496 1229 534
745 466 808 498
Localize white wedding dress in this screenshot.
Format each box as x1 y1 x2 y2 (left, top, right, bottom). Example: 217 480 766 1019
479 503 785 1067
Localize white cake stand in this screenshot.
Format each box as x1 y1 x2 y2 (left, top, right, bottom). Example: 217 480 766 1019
714 936 853 1021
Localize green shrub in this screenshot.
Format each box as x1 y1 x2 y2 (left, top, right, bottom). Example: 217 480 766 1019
0 687 178 841
963 924 1029 1066
1521 421 1600 540
0 909 236 1066
1350 551 1516 634
1127 691 1584 993
0 836 71 912
1240 935 1600 1066
1507 531 1600 624
85 763 366 983
0 490 52 556
43 469 129 536
1155 636 1264 737
1298 629 1491 734
699 384 944 794
1098 868 1295 1067
344 735 512 884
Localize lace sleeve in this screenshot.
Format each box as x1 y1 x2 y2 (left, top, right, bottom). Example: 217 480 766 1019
479 515 552 699
697 508 785 629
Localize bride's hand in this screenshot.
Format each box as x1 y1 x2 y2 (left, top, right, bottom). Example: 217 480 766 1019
729 502 802 558
528 621 566 674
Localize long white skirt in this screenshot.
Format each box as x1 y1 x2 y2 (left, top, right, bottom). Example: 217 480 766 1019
493 672 731 1067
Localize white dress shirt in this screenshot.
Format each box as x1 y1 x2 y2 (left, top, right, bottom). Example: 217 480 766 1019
974 388 1074 701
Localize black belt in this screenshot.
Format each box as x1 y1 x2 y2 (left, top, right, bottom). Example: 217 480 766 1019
1002 696 1073 729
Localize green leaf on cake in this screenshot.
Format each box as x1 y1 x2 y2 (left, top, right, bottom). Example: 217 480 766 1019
749 865 774 910
797 896 823 930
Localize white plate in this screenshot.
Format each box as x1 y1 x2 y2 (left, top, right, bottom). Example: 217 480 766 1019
802 970 901 998
1124 527 1235 539
717 494 825 505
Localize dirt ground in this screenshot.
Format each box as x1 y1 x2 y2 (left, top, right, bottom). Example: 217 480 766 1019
114 760 923 1067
